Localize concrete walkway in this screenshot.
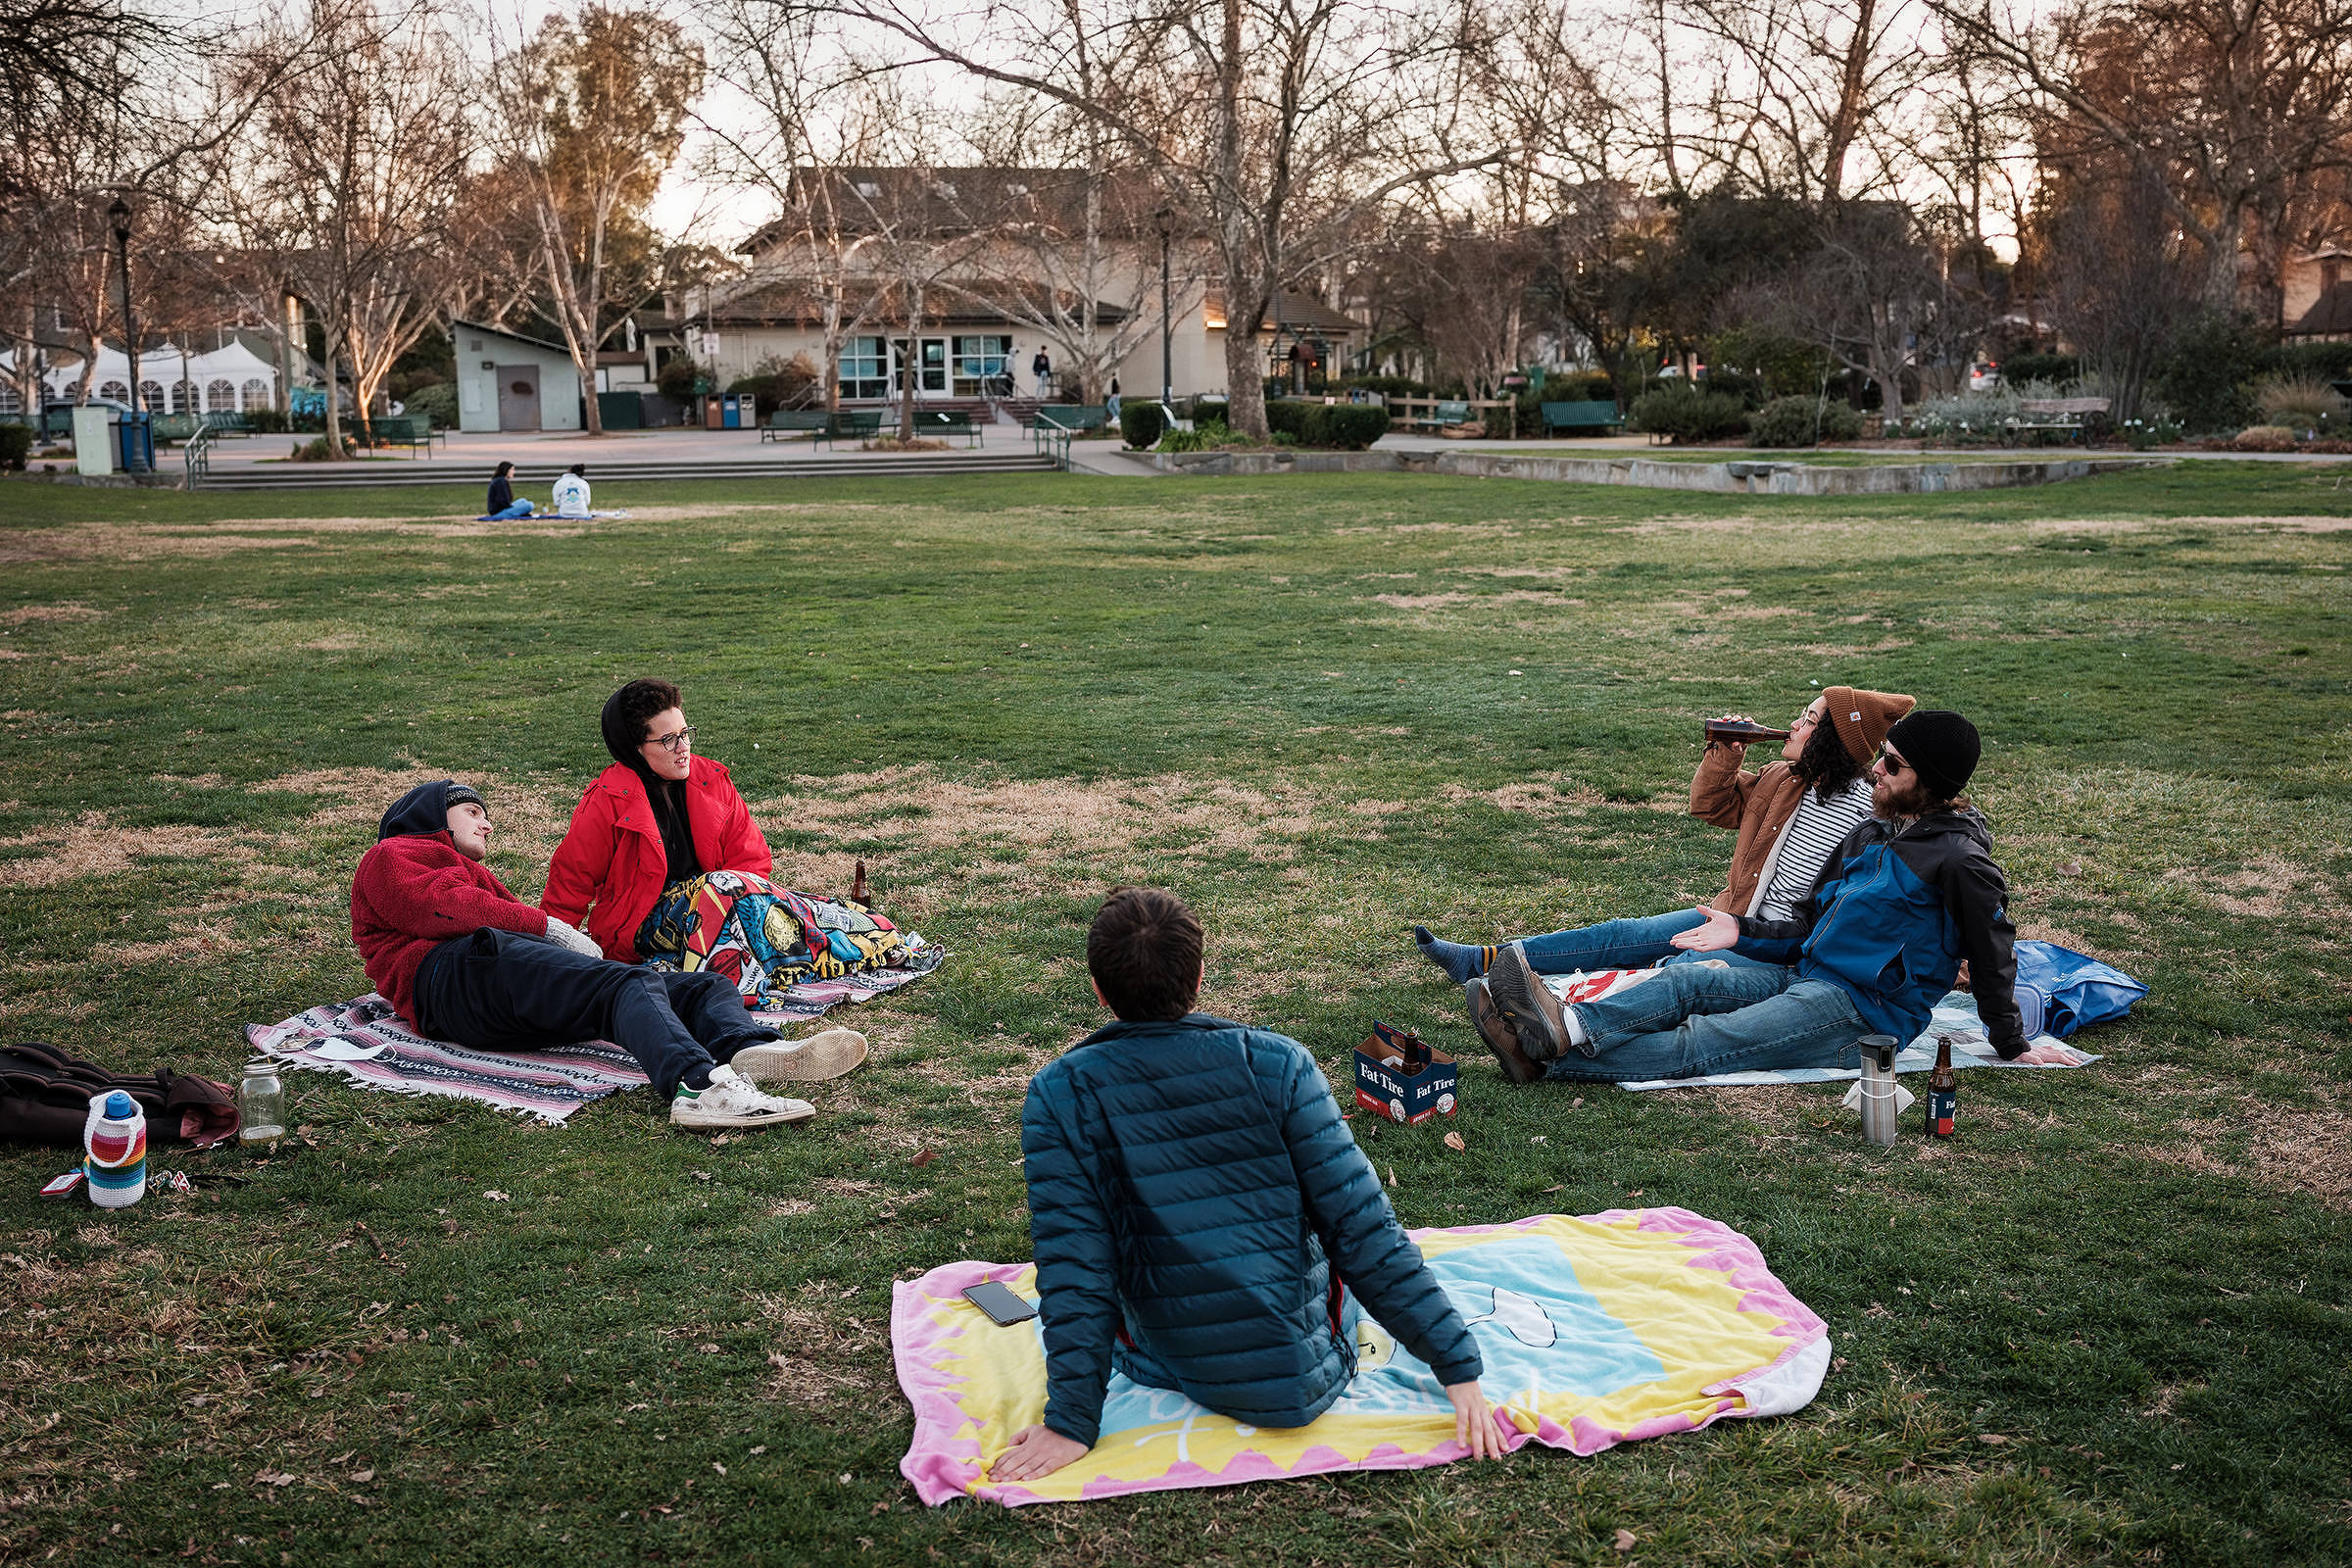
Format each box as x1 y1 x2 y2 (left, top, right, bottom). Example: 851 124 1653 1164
192 420 1055 477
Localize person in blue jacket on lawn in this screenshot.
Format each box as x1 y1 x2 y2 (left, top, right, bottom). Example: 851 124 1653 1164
1480 710 2080 1082
992 886 1506 1484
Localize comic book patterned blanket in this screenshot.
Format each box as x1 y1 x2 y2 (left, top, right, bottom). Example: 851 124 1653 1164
894 1208 1828 1506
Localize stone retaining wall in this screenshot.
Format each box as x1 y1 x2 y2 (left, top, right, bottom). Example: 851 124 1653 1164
1148 448 2166 492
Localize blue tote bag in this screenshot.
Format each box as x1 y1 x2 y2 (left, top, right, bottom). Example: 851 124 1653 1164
2011 940 2147 1039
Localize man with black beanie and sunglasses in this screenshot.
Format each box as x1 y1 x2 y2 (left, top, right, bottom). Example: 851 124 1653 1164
1483 710 2077 1083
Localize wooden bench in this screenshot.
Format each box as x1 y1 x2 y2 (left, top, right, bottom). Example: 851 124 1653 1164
1540 399 1623 436
760 409 828 442
368 415 434 455
150 413 201 443
816 410 883 449
912 409 982 447
198 411 254 438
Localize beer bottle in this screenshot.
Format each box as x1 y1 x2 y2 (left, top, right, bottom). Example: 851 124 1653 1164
1926 1034 1958 1138
1703 718 1791 746
850 858 871 907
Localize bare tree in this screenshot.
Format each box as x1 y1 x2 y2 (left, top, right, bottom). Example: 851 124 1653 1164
234 0 470 456
494 5 705 435
1935 0 2352 322
848 0 1506 438
2035 166 2204 417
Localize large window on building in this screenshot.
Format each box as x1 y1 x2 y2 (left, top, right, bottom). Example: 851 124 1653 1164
953 335 1013 396
242 378 268 410
838 336 886 400
207 378 235 412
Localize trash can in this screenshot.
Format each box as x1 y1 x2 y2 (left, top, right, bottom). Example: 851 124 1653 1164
113 411 154 473
720 396 742 430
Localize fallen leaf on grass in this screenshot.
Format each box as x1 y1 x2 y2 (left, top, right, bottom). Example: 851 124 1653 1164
1541 1184 1564 1194
910 1149 938 1168
481 1190 509 1201
870 1498 892 1515
1978 1433 2011 1445
1614 1529 1639 1551
1386 1165 1397 1188
749 1446 766 1456
1443 1131 1466 1152
349 1469 373 1483
2057 861 2082 876
1530 1135 1547 1144
712 1462 728 1477
696 1343 720 1353
254 1471 297 1488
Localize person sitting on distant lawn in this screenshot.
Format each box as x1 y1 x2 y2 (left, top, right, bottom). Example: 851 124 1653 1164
484 462 535 519
540 679 907 1051
349 779 816 1131
1412 686 1913 1078
990 886 1504 1484
1476 710 2080 1085
551 463 591 519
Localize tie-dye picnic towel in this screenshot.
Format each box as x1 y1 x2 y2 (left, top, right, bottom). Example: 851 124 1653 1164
636 871 923 1008
247 950 942 1122
895 1207 1827 1507
1534 970 2103 1091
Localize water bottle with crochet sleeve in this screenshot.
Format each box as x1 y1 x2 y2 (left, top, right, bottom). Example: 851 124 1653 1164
83 1091 147 1208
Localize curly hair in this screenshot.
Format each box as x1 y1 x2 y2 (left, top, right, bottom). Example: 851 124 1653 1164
612 678 682 744
1788 710 1867 800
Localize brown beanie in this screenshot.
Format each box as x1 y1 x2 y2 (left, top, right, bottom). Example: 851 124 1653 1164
1823 686 1915 766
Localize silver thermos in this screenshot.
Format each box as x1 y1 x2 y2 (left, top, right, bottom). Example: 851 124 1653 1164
1856 1034 1900 1146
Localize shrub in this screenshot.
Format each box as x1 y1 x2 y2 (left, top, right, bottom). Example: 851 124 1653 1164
0 422 31 470
2270 341 2352 383
2253 374 2346 434
1625 387 1749 444
1119 402 1166 449
289 435 335 462
246 406 288 434
728 354 821 416
1264 400 1391 449
2151 314 2267 433
2001 352 2079 386
657 356 710 401
1746 395 1863 447
405 382 458 428
2231 424 2300 452
1696 368 1765 408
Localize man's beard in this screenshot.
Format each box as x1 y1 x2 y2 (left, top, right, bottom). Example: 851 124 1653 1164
1872 774 1942 819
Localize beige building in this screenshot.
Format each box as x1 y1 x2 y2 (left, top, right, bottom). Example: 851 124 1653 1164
668 168 1364 407
2282 244 2352 342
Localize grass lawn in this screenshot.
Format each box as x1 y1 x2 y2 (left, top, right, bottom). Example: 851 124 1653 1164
2 465 2348 1567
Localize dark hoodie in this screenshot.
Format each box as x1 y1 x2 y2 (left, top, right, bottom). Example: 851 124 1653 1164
599 690 701 886
486 469 515 514
1734 807 2028 1056
350 780 548 1019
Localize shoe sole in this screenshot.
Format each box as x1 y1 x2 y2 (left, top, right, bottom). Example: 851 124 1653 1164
733 1028 869 1084
1465 980 1545 1086
670 1100 817 1130
1486 945 1577 1060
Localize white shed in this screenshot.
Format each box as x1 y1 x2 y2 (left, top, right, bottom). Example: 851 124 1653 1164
453 319 582 433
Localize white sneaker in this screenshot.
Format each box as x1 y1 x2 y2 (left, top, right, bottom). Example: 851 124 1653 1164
732 1028 868 1084
669 1064 815 1130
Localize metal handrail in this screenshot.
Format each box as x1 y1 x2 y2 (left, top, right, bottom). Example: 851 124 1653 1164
183 422 216 488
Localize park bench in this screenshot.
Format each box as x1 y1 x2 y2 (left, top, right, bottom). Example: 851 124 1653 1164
198 411 254 438
815 410 884 449
1540 399 1623 436
913 409 982 448
1403 399 1474 432
368 415 434 456
150 413 201 443
760 409 828 442
2004 395 2111 446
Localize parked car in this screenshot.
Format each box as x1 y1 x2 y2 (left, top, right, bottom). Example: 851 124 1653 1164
1968 362 2003 391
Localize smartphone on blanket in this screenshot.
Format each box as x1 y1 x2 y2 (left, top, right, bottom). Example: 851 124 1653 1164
961 1281 1038 1327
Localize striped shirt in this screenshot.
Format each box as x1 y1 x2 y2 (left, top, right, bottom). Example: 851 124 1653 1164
1754 777 1876 920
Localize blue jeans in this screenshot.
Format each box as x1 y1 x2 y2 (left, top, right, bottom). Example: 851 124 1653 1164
488 500 534 519
1514 908 1707 974
1543 959 1868 1083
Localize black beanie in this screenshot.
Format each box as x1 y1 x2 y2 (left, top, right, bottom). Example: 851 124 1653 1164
1885 710 1981 800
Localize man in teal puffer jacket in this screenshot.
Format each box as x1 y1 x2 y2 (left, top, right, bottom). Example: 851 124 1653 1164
993 887 1504 1483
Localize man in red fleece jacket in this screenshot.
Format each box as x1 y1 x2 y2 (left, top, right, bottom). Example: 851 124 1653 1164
350 779 815 1132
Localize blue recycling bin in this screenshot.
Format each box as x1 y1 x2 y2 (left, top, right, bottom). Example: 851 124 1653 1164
112 411 155 473
720 396 743 430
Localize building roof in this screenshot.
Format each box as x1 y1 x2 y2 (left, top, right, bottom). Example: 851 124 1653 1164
453 318 576 357
1203 291 1368 336
742 167 1175 254
2286 280 2352 338
702 277 1130 330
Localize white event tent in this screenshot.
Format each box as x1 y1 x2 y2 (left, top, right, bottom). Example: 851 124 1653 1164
2 339 282 413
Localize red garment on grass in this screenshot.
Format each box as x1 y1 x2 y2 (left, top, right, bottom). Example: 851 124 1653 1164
540 758 771 963
350 831 549 1019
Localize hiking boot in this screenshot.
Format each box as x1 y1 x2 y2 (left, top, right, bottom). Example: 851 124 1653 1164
733 1028 868 1084
669 1064 815 1131
1465 979 1544 1086
1486 943 1588 1060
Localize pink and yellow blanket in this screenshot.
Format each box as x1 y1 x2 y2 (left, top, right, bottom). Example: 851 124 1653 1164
894 1207 1827 1506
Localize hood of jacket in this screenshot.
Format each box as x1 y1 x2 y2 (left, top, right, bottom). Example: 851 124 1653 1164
1893 804 1994 855
377 780 463 842
600 688 671 797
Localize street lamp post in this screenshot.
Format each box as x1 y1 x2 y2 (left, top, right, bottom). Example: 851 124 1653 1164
107 196 149 471
1154 205 1174 408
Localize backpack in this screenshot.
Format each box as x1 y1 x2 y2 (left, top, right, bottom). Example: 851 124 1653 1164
0 1042 240 1150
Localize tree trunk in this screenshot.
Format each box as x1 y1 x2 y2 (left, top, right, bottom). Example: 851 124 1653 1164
322 331 348 459
1222 285 1271 438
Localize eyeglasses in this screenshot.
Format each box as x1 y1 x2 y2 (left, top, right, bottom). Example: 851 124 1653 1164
1873 744 1910 775
1791 707 1825 728
647 725 695 754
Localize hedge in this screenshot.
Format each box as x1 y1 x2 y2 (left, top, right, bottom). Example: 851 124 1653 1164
1747 395 1862 448
0 422 30 469
1119 402 1166 449
1626 387 1749 444
1264 400 1391 449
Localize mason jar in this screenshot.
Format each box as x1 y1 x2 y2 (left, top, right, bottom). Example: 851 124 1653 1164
238 1060 287 1145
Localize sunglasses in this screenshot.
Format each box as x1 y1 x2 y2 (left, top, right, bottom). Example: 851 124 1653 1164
647 725 695 754
1873 744 1911 775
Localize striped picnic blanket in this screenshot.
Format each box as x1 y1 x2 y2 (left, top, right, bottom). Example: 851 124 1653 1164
247 948 943 1124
